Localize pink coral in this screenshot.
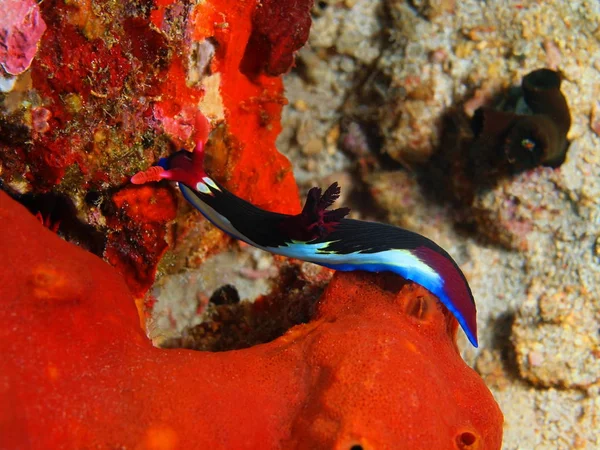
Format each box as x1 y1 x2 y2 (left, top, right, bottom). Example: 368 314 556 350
31 107 51 135
0 0 46 76
152 103 198 147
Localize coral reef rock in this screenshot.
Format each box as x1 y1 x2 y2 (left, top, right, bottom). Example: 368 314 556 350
277 1 600 449
1 0 309 298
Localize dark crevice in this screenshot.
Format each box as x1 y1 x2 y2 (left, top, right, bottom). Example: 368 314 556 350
490 312 521 380
161 265 327 352
3 188 107 256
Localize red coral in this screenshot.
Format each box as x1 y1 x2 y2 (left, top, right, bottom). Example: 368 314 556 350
0 192 503 449
22 1 154 188
190 0 300 214
2 0 307 301
25 136 82 188
104 185 178 297
32 20 131 104
3 0 302 206
240 0 314 77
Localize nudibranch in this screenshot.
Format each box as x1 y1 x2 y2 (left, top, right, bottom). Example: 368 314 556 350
132 117 478 346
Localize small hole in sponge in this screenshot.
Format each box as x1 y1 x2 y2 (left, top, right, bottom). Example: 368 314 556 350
405 295 429 320
349 446 364 450
456 431 478 449
210 284 240 306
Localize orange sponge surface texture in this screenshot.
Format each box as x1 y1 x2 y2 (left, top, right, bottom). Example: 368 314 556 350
0 191 502 450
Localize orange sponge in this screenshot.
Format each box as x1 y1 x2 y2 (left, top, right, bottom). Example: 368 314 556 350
0 191 502 449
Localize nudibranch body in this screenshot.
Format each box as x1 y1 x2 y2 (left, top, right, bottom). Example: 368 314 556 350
132 123 478 347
